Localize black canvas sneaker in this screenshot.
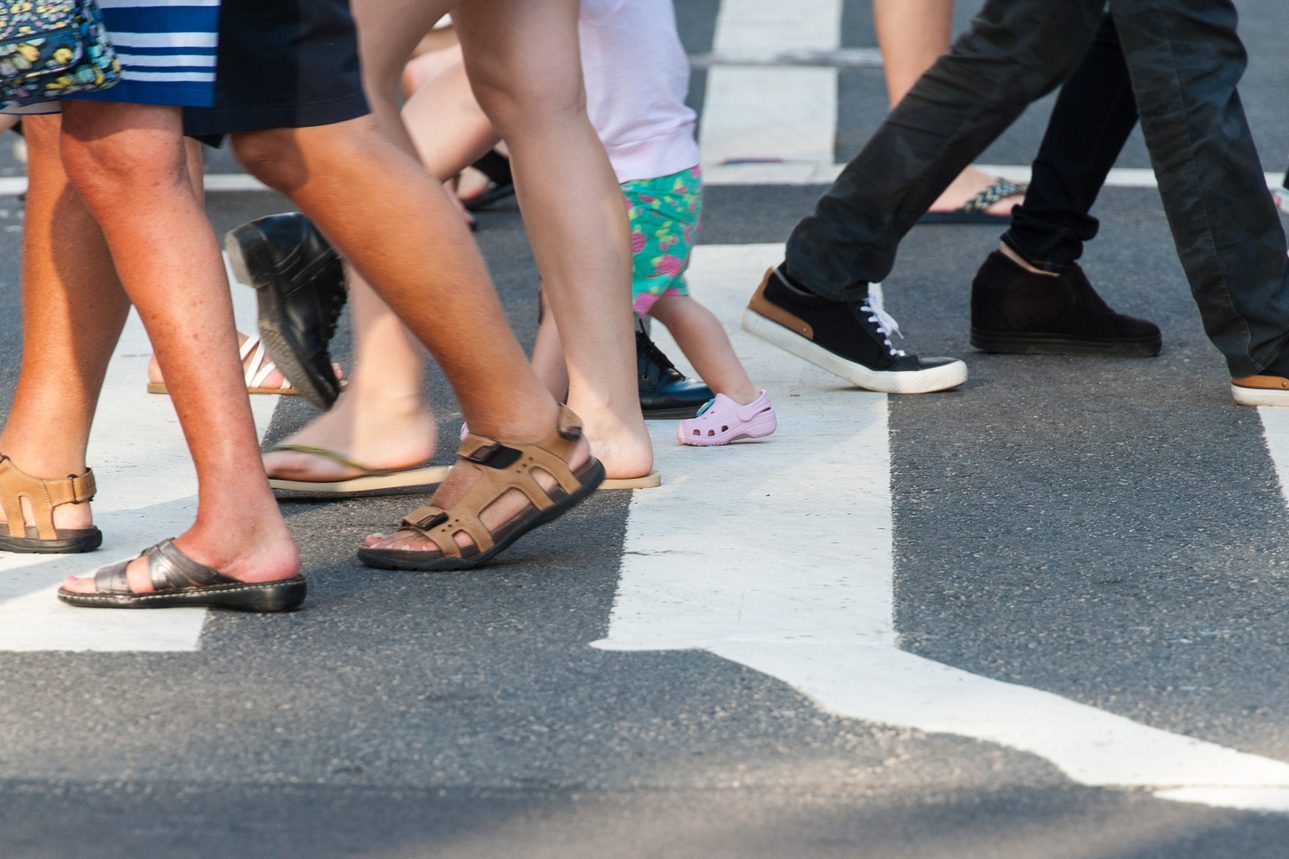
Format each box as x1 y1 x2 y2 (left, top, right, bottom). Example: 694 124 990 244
742 266 967 394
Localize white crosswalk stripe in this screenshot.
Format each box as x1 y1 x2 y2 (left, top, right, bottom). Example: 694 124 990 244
0 262 274 651
602 243 1289 814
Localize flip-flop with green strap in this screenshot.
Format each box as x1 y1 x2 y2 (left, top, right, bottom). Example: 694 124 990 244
266 444 448 498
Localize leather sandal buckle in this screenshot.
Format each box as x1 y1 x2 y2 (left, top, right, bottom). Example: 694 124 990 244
464 443 522 469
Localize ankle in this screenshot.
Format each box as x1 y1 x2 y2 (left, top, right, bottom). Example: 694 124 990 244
999 243 1060 278
724 384 761 405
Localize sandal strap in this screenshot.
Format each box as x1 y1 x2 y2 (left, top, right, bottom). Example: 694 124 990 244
265 444 378 473
147 539 237 591
961 179 1025 214
94 559 131 595
91 539 237 596
240 336 289 390
0 456 96 541
395 405 588 557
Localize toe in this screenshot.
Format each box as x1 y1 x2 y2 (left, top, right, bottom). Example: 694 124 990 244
61 574 94 594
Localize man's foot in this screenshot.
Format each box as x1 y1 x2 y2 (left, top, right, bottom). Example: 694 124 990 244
58 520 303 611
970 250 1162 357
358 405 602 571
742 266 967 394
225 212 347 410
1232 347 1289 406
636 321 713 419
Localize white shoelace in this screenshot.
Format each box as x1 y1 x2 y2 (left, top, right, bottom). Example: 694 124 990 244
861 291 905 357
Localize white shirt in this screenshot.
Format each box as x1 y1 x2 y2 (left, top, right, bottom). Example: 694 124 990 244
580 0 702 183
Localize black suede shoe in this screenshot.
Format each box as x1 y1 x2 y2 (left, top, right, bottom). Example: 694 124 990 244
636 321 713 419
742 266 966 394
970 251 1161 356
226 213 347 410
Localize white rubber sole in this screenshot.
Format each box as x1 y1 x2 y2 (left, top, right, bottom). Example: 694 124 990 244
741 309 968 394
1231 384 1289 407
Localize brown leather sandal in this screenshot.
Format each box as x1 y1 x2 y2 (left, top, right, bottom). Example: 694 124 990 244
357 405 605 572
57 538 307 611
0 454 101 554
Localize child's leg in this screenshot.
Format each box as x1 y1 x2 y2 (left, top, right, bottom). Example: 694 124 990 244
648 295 760 405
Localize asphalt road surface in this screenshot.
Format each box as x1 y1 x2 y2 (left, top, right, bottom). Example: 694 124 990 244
3 2 1289 857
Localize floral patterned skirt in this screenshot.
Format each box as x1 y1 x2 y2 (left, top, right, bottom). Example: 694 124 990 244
623 165 702 316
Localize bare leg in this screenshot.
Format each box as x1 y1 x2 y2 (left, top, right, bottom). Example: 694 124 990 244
647 296 758 404
530 291 571 400
872 0 1022 216
0 114 127 535
58 102 297 593
235 117 592 554
263 1 483 483
455 0 651 480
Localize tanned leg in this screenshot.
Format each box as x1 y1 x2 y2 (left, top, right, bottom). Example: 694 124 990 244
0 114 126 535
58 101 297 593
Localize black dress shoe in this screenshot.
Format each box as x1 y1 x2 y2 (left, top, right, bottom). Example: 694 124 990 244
636 321 713 419
226 213 347 409
970 251 1161 356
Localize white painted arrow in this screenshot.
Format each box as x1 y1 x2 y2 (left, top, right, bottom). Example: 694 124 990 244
595 243 1289 814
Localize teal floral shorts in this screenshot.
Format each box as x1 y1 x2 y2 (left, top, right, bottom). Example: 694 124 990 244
622 166 702 316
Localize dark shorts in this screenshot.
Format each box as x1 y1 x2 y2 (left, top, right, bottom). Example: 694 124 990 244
182 0 369 142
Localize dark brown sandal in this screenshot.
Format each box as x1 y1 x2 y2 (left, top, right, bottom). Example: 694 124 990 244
0 454 101 554
357 405 605 572
57 538 307 612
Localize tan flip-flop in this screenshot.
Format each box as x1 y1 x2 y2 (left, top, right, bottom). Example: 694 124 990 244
599 471 662 490
266 445 448 497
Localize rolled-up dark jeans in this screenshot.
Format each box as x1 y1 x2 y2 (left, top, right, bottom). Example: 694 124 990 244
785 0 1289 377
1003 15 1138 272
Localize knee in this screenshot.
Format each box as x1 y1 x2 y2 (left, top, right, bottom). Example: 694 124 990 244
469 69 587 139
60 128 186 213
232 129 308 192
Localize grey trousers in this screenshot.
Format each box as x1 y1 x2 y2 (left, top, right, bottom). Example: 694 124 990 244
785 0 1289 376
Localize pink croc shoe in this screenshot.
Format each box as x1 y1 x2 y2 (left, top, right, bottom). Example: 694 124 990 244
677 390 777 446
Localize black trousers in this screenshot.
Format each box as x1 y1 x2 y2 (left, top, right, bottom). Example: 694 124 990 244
1002 15 1137 272
784 0 1289 377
